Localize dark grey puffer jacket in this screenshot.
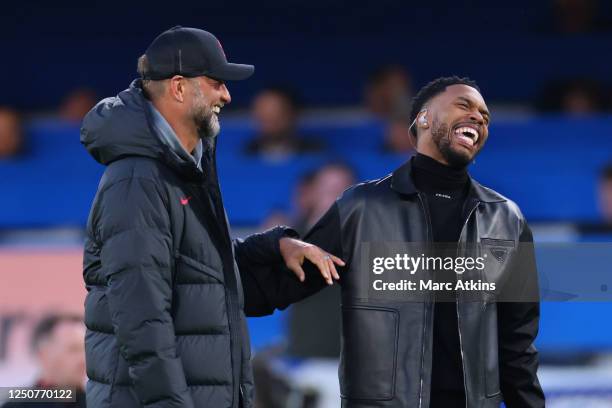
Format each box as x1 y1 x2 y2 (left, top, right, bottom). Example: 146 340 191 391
81 80 294 408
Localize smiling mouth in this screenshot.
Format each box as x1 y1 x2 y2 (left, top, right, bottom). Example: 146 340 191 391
212 105 222 114
453 125 479 148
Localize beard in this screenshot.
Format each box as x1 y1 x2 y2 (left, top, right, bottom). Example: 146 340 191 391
430 117 474 168
191 85 220 139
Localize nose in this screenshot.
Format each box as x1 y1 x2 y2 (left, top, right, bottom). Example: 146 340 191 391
221 83 231 105
469 109 484 125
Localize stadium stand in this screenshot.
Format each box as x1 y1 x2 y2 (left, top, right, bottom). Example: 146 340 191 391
1 115 611 227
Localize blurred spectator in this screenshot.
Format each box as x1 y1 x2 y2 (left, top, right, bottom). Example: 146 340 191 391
294 163 356 234
537 79 606 114
598 164 612 225
245 87 325 159
260 170 318 232
0 107 22 159
2 314 86 408
382 113 417 154
291 170 318 235
364 65 412 119
58 88 96 123
287 162 356 360
308 163 356 224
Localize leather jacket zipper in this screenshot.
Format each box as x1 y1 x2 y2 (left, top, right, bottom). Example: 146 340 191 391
456 199 481 408
416 193 433 408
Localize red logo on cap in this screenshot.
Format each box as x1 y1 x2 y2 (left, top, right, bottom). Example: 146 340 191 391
217 40 226 58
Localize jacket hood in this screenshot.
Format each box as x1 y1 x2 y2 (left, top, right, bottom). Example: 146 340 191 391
81 80 165 165
80 80 209 180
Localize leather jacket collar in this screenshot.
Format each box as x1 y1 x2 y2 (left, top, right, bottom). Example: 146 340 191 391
390 158 507 204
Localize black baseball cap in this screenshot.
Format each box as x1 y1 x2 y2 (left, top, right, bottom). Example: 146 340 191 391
141 26 254 81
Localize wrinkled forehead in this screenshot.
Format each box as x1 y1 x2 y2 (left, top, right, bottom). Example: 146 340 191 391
429 84 487 111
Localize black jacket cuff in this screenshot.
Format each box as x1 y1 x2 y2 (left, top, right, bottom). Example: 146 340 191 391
273 225 300 262
235 225 299 266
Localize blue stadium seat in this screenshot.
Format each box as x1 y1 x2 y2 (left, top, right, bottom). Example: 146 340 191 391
1 116 611 227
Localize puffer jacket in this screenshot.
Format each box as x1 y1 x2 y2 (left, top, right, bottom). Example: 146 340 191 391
81 80 295 408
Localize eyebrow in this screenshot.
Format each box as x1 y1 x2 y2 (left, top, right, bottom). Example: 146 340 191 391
456 96 490 120
204 76 224 86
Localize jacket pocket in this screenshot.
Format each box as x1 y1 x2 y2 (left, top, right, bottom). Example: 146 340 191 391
175 252 225 284
480 238 516 296
340 305 398 401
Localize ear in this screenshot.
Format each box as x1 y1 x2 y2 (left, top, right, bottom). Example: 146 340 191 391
168 75 186 103
418 110 429 128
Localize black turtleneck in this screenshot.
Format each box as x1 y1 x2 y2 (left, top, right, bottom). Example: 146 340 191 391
412 153 469 241
411 153 469 407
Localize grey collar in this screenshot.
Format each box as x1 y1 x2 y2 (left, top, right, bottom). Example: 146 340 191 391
147 101 203 171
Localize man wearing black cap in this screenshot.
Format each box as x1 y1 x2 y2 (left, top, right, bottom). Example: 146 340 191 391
80 26 342 408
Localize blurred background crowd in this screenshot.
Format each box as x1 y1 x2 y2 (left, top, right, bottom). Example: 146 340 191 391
1 0 612 407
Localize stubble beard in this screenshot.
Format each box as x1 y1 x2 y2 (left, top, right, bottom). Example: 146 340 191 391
191 85 220 139
430 117 473 168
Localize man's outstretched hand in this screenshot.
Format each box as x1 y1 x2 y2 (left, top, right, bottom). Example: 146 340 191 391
279 237 345 285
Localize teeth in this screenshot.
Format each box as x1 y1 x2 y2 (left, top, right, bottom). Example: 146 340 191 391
454 126 479 142
212 106 221 114
457 135 474 146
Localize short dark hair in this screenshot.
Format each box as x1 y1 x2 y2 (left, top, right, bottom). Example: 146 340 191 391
409 76 480 136
137 54 166 100
31 313 83 352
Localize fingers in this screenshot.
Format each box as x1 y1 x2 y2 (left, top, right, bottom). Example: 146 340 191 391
316 255 333 286
323 253 344 281
290 242 346 285
328 256 340 281
327 257 340 281
307 250 332 285
330 254 346 267
298 247 327 285
288 261 306 282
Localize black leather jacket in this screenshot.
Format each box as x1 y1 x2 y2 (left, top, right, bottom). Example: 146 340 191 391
258 160 545 408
